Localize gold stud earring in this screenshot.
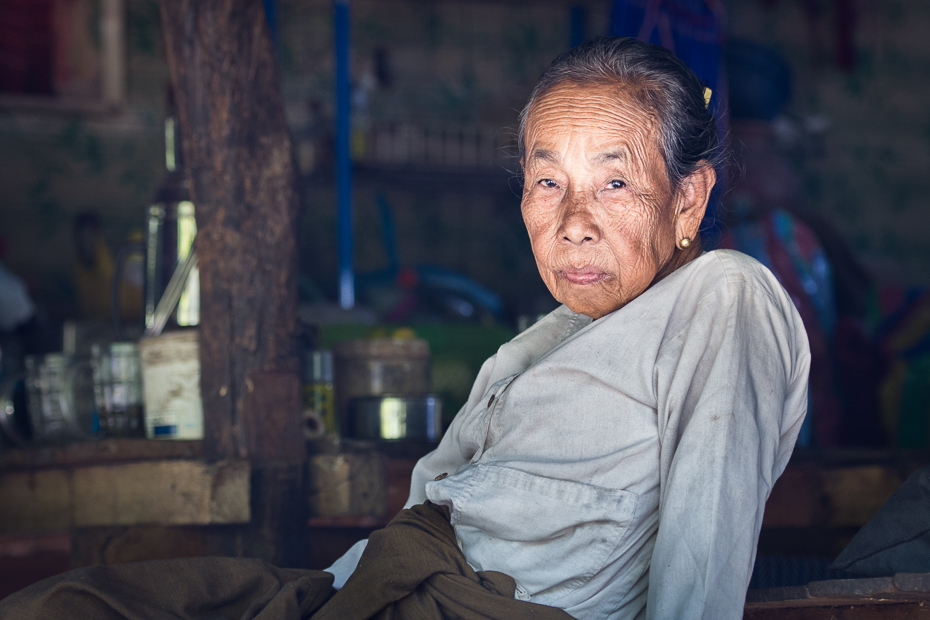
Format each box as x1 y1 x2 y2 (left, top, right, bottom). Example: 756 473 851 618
679 237 691 249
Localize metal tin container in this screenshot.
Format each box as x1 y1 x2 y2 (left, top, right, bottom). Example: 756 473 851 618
139 330 203 439
303 350 336 438
333 338 431 434
347 395 442 442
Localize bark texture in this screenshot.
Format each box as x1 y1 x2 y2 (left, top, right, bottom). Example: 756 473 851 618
159 0 303 463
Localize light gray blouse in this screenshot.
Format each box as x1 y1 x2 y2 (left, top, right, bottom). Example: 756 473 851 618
327 249 810 619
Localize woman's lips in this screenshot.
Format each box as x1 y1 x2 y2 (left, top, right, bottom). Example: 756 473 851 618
558 267 610 285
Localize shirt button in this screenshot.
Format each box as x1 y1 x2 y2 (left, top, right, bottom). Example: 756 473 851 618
434 472 448 481
487 394 495 407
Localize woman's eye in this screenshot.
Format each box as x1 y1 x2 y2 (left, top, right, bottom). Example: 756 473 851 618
608 179 627 189
538 178 560 189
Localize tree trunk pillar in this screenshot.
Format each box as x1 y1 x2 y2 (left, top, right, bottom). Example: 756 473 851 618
160 0 306 566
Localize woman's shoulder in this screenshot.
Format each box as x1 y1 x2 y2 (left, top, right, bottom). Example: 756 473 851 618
672 249 792 306
650 249 803 339
653 249 808 362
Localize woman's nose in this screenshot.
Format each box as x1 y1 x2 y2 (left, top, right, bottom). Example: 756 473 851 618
558 198 601 246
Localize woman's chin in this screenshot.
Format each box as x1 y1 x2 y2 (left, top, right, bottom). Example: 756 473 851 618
541 270 626 318
559 293 624 320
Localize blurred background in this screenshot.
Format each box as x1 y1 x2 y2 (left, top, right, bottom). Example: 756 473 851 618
1 0 930 609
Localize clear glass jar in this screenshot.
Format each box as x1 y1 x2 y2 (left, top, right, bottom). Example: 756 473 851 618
91 342 145 437
25 353 95 443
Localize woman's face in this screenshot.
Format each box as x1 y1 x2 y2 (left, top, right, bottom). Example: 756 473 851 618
521 82 704 319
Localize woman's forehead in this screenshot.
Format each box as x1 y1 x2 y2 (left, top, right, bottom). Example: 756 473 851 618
529 82 657 124
524 82 661 162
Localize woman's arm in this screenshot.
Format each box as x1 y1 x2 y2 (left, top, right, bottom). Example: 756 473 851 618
647 279 810 619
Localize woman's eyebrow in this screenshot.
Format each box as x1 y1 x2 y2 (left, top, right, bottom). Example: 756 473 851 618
528 148 560 165
591 150 628 166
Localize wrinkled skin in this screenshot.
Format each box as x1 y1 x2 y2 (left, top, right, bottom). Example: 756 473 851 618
521 82 716 319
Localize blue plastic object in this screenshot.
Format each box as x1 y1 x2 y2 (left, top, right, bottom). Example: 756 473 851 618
334 0 354 308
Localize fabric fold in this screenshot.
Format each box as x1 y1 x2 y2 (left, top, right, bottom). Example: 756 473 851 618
0 502 572 620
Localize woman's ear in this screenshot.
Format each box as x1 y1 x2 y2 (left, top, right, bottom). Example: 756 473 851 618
675 163 716 241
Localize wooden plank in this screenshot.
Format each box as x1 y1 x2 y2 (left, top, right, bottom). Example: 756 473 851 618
0 439 202 471
746 573 930 612
744 602 930 619
896 573 930 592
747 586 813 604
0 470 72 532
0 460 250 532
807 577 903 599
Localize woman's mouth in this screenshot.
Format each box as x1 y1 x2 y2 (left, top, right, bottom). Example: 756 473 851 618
558 267 610 285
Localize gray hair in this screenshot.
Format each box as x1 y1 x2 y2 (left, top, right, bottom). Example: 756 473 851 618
518 37 722 192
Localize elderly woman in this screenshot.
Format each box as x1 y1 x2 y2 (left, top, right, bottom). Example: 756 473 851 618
2 37 807 620
327 37 809 619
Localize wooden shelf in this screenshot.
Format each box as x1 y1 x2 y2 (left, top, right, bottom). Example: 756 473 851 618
0 458 249 533
0 440 249 534
0 439 203 472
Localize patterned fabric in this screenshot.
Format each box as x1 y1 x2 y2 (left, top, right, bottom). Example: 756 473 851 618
873 287 930 448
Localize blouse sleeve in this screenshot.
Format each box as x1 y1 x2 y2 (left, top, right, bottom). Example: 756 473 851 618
646 279 810 619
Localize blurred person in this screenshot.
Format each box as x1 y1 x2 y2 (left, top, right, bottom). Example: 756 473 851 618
0 238 35 333
73 211 116 322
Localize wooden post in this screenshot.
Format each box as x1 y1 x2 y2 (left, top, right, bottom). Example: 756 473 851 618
159 0 303 464
159 0 306 566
